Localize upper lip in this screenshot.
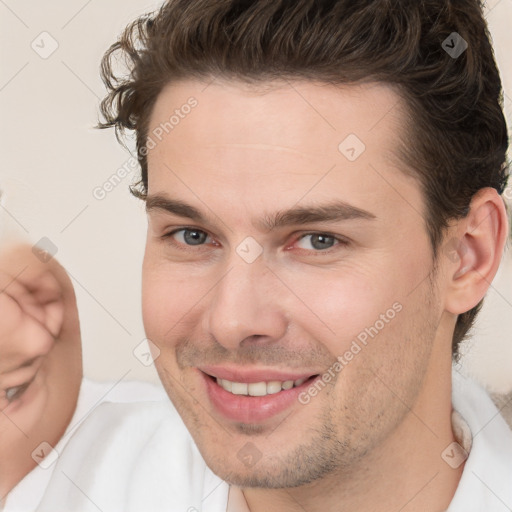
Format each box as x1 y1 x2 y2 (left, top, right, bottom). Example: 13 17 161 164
200 365 319 383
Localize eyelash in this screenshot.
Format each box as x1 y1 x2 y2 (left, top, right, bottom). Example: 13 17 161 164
160 228 349 254
293 232 350 254
161 228 216 252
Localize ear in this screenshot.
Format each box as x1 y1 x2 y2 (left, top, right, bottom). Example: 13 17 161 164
444 187 509 315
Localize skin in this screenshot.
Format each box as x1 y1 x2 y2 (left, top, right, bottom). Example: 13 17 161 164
141 79 508 511
0 244 82 502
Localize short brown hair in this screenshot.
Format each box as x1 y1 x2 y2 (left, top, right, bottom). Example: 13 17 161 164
97 0 509 358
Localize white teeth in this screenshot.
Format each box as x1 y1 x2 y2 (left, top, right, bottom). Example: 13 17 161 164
248 382 267 396
217 378 233 391
231 382 248 395
215 376 310 396
266 381 283 394
221 379 232 392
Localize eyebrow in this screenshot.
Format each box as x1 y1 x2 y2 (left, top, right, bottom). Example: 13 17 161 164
259 201 376 230
145 194 376 231
146 195 203 221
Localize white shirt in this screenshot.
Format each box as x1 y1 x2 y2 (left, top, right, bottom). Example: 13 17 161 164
3 378 167 512
32 368 512 511
225 367 512 512
447 367 512 511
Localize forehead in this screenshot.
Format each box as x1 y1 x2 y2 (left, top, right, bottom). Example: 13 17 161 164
145 79 421 226
148 78 406 151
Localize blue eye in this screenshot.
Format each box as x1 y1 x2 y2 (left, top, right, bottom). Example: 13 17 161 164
296 233 340 251
169 228 211 246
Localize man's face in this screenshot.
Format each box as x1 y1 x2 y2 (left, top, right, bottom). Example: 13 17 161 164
142 80 448 487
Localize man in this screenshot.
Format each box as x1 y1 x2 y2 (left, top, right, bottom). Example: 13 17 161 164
36 0 511 510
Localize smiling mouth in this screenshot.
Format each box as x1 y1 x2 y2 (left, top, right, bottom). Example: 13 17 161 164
204 373 319 397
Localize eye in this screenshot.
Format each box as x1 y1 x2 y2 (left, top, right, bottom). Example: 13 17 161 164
3 380 31 404
164 228 213 246
295 233 344 251
5 384 25 402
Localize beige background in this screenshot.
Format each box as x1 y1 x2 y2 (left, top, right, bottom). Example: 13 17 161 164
0 0 511 392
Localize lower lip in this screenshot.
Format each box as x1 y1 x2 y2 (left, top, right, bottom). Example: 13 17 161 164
201 371 320 423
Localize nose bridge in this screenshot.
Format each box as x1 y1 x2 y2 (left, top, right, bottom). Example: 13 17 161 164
205 254 287 348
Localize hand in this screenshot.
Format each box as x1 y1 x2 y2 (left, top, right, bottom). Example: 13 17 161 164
0 267 63 411
0 243 82 498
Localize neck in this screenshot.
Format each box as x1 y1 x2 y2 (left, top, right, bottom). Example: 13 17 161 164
242 344 464 512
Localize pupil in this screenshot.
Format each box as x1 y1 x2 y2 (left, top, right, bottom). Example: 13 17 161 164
312 234 333 250
184 230 206 245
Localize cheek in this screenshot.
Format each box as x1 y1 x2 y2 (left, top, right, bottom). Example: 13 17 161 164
285 265 393 351
141 261 211 342
283 246 427 371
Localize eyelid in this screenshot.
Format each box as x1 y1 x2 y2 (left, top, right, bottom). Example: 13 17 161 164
290 231 350 249
161 227 350 253
161 226 218 248
297 231 345 240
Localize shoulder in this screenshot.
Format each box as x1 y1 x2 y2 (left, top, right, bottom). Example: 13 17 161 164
4 379 170 512
448 368 512 511
36 399 226 512
78 377 168 403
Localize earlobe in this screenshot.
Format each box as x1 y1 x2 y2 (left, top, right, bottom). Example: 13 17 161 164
445 187 509 315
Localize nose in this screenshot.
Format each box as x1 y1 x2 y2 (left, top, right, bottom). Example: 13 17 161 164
203 258 288 350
